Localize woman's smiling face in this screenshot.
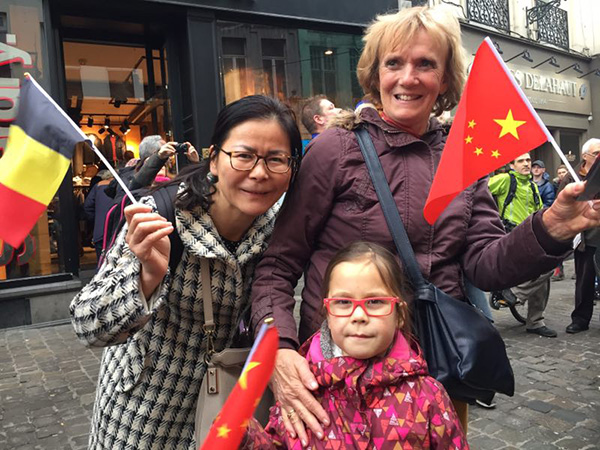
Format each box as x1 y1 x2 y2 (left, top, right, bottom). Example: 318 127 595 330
378 29 448 135
209 118 292 221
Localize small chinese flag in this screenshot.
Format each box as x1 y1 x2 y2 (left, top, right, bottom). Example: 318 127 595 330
423 37 551 225
199 319 279 450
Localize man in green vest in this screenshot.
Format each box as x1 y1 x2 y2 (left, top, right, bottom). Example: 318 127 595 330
489 152 557 337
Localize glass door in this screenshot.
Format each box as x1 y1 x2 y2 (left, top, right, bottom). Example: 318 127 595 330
62 38 173 271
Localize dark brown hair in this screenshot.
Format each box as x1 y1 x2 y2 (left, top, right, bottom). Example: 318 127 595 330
154 95 302 212
321 241 412 335
300 95 327 134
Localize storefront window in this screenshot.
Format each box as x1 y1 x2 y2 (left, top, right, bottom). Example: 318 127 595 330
62 39 172 270
0 0 55 281
217 23 363 138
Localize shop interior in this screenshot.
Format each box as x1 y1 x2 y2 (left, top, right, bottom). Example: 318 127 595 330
60 20 173 271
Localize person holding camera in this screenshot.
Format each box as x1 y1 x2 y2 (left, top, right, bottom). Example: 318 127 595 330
129 137 200 191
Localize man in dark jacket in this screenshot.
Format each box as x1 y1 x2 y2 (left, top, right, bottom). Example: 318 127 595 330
531 159 555 207
560 138 600 333
83 170 114 261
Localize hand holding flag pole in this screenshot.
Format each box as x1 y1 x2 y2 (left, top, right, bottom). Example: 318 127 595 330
24 74 138 205
423 37 582 225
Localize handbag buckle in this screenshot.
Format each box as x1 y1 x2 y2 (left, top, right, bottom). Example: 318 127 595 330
206 365 219 394
203 324 216 363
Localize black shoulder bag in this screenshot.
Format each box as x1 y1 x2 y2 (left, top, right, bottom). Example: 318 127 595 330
354 128 514 403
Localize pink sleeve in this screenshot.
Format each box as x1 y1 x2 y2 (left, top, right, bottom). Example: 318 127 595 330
424 379 470 449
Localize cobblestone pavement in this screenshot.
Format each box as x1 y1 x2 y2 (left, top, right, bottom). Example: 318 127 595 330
1 261 599 449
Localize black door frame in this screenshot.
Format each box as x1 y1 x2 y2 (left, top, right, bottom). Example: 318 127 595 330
46 0 187 277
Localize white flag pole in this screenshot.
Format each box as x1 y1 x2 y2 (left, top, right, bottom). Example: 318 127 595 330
25 73 138 204
546 134 581 183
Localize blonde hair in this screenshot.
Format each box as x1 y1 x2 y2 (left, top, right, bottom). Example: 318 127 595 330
356 5 466 116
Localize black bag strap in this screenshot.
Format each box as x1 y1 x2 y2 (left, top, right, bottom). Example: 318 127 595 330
500 172 517 219
152 184 183 274
500 172 541 219
354 128 426 288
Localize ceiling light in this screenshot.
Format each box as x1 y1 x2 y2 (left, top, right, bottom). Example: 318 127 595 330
87 116 94 127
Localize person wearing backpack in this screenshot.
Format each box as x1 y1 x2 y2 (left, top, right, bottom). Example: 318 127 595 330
70 95 303 450
83 170 114 261
488 153 557 338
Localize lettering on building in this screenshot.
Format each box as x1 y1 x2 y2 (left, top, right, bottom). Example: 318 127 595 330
0 41 33 153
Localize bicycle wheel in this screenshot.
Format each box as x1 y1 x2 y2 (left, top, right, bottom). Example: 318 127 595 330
509 299 527 324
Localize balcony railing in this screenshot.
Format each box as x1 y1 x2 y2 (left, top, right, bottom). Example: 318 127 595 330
527 0 569 50
467 0 510 32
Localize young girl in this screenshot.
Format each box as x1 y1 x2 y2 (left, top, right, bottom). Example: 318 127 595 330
244 241 468 449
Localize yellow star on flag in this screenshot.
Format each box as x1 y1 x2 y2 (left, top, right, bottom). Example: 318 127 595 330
217 424 231 438
465 135 473 144
491 150 501 158
468 120 476 128
238 362 260 390
474 147 483 156
494 109 526 139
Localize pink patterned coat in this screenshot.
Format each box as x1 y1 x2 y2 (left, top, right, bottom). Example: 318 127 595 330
243 330 469 449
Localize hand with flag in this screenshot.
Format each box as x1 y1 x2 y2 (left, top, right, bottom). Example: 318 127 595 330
199 319 279 450
423 37 600 241
423 37 551 224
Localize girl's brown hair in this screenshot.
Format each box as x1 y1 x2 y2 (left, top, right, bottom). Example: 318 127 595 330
321 241 412 335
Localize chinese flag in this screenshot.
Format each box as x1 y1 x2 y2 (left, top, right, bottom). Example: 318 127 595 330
423 37 551 225
199 320 279 450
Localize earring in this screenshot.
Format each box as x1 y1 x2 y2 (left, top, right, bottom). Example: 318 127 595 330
207 172 218 184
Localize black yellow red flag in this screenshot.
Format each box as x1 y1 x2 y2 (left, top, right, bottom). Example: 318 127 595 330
0 75 85 247
423 37 551 224
199 320 278 450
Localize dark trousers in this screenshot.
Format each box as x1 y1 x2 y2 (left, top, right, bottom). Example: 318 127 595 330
573 246 596 326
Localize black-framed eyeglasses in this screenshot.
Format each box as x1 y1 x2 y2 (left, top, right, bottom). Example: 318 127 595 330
217 147 293 174
323 297 399 317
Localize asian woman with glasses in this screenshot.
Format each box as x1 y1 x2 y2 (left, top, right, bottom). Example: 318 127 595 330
243 241 467 449
70 95 302 450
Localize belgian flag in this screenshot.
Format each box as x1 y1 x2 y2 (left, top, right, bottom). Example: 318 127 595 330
0 74 85 247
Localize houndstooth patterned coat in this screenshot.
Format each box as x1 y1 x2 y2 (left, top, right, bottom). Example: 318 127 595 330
70 193 279 450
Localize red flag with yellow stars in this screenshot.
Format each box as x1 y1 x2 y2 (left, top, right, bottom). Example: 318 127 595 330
423 37 551 225
199 319 278 450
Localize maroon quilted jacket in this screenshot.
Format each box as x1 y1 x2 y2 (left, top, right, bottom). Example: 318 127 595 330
250 107 571 349
243 329 469 449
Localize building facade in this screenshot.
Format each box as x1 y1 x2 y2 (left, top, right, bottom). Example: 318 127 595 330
1 0 598 328
429 0 600 172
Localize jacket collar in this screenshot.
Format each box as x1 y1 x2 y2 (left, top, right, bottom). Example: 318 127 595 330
301 325 428 393
175 183 278 267
359 106 445 150
509 169 532 182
